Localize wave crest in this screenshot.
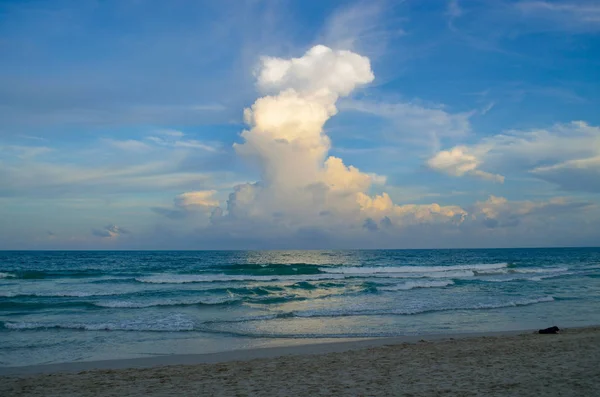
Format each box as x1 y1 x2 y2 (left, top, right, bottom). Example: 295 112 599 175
320 263 508 275
378 280 454 291
135 273 344 284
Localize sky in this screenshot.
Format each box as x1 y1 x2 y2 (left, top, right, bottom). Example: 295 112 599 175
0 0 599 250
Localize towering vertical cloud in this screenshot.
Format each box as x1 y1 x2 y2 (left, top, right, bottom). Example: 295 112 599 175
235 45 374 191
210 45 466 238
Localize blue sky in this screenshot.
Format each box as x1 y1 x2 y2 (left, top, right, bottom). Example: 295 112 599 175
1 0 599 249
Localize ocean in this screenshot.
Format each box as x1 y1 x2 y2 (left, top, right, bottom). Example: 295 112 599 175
1 248 599 367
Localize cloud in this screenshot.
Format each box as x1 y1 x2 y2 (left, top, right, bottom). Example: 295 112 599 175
515 1 600 31
92 224 130 239
0 158 215 197
207 45 466 241
104 139 150 152
446 0 463 31
447 0 463 19
146 131 219 152
318 0 401 59
363 217 379 231
428 121 600 191
172 140 218 152
427 146 505 183
0 99 232 130
153 190 220 220
0 0 273 135
0 125 233 199
0 145 53 159
339 99 472 150
470 195 594 229
105 130 219 153
480 102 495 115
157 129 185 138
532 155 600 193
175 190 220 208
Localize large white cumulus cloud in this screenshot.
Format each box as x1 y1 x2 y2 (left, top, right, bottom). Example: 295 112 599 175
211 45 466 237
235 45 374 190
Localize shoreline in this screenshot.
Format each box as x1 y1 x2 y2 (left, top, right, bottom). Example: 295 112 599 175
2 325 599 396
0 326 578 376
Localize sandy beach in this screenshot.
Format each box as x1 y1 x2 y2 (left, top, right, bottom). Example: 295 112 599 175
2 326 599 396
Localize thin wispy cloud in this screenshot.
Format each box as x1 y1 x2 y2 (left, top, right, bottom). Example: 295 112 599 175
319 0 403 57
515 1 600 30
92 224 131 239
0 145 53 159
104 139 151 152
446 0 463 31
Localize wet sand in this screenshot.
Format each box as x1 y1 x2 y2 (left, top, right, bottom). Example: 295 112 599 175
2 326 599 396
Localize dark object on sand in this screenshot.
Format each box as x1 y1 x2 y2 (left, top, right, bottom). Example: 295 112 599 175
539 326 560 334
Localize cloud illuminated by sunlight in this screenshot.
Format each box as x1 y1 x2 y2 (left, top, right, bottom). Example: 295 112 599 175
209 45 465 236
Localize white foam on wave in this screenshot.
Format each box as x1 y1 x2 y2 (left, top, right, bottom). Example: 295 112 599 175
135 270 474 284
136 273 345 284
473 269 508 275
0 272 16 279
482 276 530 283
482 271 575 283
320 263 508 275
580 264 600 271
462 296 555 309
0 291 122 298
511 267 569 274
3 313 194 332
364 270 475 279
93 296 237 308
378 280 454 291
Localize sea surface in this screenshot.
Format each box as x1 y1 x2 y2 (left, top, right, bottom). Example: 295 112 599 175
1 248 599 367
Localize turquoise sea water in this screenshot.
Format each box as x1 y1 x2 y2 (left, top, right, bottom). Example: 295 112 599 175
1 248 599 367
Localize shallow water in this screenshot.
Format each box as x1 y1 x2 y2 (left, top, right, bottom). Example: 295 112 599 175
1 248 599 366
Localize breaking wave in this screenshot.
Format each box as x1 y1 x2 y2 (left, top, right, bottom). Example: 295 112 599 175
0 272 16 279
0 291 123 298
320 263 508 275
135 273 345 284
92 296 241 308
378 280 454 291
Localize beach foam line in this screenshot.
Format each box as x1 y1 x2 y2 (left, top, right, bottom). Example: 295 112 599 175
289 296 556 318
